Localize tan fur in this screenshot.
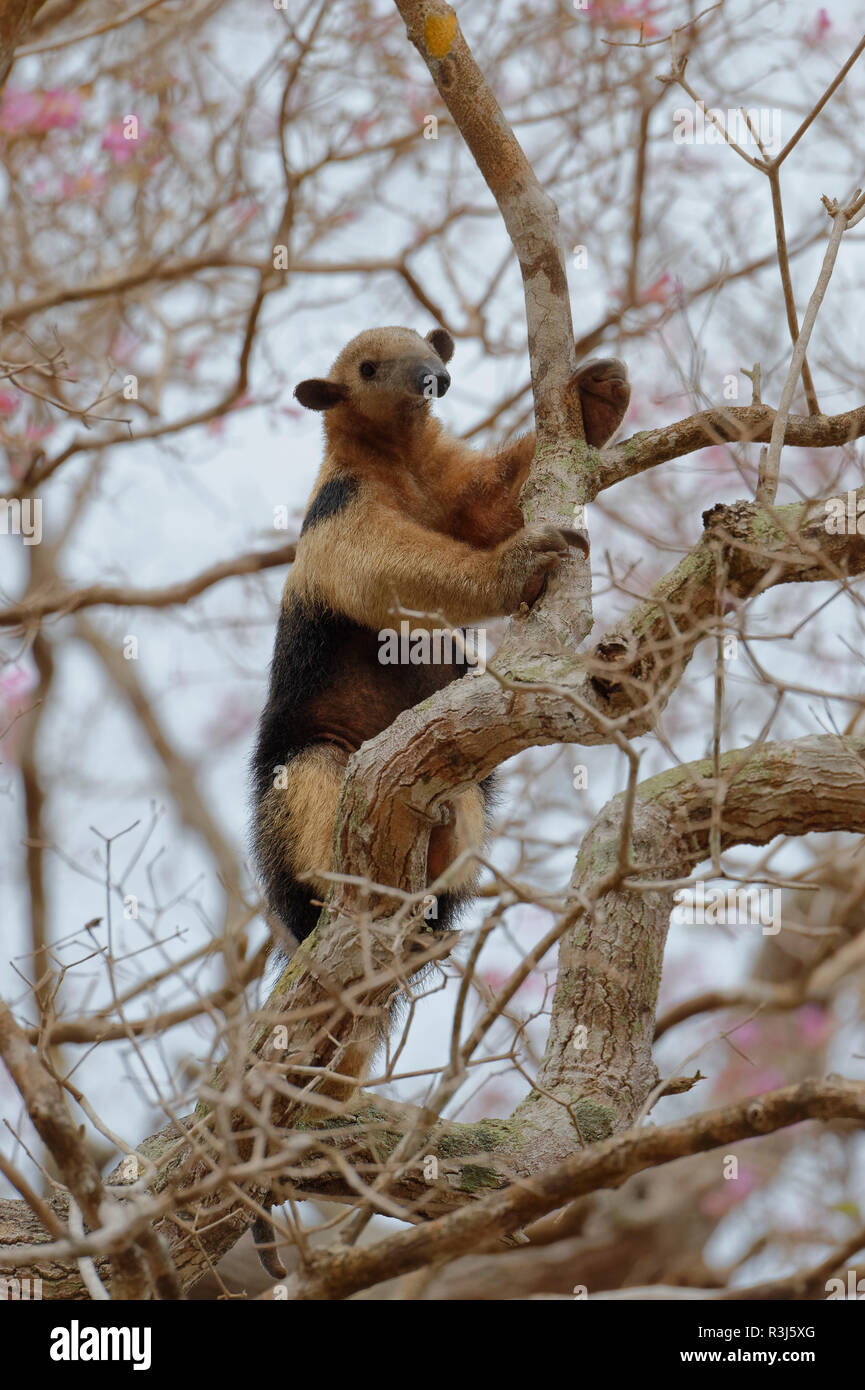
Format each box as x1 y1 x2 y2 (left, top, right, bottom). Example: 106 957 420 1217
261 747 484 898
291 493 508 631
428 785 486 888
257 746 345 897
255 328 629 953
250 326 631 1135
290 327 629 629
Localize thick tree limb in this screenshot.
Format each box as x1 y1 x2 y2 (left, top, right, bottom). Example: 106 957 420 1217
3 738 865 1294
394 0 576 445
394 0 597 653
537 734 865 1137
324 490 865 926
277 1077 865 1300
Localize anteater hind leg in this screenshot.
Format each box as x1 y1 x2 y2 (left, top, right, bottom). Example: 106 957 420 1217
255 743 347 944
258 754 492 943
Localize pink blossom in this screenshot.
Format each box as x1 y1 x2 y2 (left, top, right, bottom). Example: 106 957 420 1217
479 967 544 999
480 968 509 992
746 1067 785 1096
796 1003 831 1046
638 271 675 306
0 390 19 416
589 0 662 36
230 199 261 228
0 666 35 702
0 88 41 133
23 420 54 442
349 115 378 143
0 664 38 761
108 328 140 362
517 972 547 1000
101 120 146 164
804 8 831 45
33 89 82 131
700 1163 760 1216
61 167 106 200
729 1019 761 1048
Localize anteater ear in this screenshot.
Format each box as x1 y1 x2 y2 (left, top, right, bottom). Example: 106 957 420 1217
425 327 454 364
294 379 348 411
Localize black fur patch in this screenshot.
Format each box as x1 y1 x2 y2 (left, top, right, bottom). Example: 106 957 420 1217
263 863 323 951
250 598 346 801
300 475 358 535
250 590 490 946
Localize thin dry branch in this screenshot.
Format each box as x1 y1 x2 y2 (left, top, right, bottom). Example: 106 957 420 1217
0 997 157 1297
595 402 865 498
757 190 865 504
0 540 297 630
3 736 865 1294
0 0 46 87
278 1077 865 1300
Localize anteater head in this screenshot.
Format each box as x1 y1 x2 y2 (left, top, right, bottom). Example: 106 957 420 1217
294 325 454 425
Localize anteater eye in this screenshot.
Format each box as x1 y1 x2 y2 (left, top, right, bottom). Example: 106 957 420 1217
359 361 376 379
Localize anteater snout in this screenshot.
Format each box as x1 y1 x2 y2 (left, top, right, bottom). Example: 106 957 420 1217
414 362 451 398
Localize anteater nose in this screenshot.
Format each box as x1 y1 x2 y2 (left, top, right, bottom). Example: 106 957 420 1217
416 363 451 397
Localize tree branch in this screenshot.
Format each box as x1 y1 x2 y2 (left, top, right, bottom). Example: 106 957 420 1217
0 541 296 630
0 0 47 89
279 1077 865 1300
